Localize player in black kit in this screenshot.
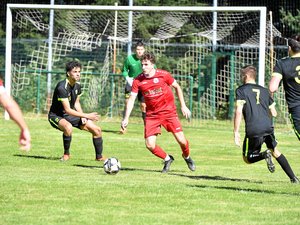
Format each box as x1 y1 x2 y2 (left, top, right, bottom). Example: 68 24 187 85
234 65 299 183
269 35 300 141
48 61 106 161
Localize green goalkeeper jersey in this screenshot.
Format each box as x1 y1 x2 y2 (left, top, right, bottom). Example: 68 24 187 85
122 54 143 78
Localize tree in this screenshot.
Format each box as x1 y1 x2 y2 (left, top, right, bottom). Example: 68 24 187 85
280 9 300 35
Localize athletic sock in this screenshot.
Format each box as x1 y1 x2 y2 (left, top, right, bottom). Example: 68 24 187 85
63 134 72 155
181 140 190 158
93 137 103 159
276 154 296 179
151 145 167 159
164 155 171 161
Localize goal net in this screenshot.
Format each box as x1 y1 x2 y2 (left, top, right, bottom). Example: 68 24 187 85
5 5 287 127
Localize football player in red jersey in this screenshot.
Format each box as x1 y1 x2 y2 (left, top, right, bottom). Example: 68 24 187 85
121 52 195 173
0 79 31 151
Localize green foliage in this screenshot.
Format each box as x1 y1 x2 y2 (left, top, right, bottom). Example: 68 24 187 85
280 9 300 34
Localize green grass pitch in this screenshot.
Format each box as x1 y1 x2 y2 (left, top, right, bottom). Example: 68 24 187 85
0 117 300 225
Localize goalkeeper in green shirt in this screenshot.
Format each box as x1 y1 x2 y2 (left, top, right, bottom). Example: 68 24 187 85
120 41 146 134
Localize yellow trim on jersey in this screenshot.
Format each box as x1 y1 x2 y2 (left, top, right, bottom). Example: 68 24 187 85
58 98 68 101
272 72 282 79
244 138 249 157
289 114 300 139
65 78 69 89
236 100 246 107
49 118 59 128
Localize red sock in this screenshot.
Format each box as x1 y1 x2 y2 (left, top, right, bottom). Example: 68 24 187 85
151 145 167 159
181 140 190 158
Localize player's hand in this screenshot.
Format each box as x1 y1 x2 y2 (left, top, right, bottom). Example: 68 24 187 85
234 132 240 147
19 128 31 152
87 112 99 121
121 118 128 130
181 106 191 119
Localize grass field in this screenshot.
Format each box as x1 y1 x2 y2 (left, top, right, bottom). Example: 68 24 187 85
0 116 300 225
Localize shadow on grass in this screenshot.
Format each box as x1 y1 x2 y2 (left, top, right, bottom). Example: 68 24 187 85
170 173 262 184
102 129 122 134
14 154 60 161
73 164 100 169
73 164 162 173
187 184 300 196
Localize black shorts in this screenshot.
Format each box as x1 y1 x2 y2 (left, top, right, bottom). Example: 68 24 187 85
289 105 300 140
48 112 83 130
242 133 277 157
124 82 144 103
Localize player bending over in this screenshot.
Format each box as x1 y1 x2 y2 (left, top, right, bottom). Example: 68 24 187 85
48 61 105 161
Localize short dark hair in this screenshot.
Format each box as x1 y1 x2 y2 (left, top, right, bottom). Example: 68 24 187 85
141 52 156 64
135 41 144 48
66 61 81 77
241 65 256 79
288 35 300 53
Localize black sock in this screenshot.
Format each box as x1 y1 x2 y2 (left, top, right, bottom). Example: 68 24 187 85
247 153 264 163
93 137 103 159
63 134 72 155
276 154 296 179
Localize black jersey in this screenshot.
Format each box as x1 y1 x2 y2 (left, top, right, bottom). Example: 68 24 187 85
236 83 274 138
49 79 82 116
273 56 300 109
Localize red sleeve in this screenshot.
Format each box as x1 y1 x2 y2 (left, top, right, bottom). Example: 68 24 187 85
131 79 139 93
164 71 175 86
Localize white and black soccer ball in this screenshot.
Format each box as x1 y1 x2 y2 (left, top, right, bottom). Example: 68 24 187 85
103 157 121 174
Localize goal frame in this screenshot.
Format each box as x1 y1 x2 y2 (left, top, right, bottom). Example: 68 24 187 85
5 4 267 119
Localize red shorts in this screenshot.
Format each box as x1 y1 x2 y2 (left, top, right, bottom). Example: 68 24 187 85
144 116 183 138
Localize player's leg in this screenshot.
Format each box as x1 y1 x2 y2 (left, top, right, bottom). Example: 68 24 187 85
58 119 74 160
172 131 195 171
48 113 73 161
80 120 105 161
163 116 195 171
289 106 300 141
266 134 299 183
144 118 173 173
242 136 275 172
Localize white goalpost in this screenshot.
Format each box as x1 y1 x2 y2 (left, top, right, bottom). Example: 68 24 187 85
5 4 268 123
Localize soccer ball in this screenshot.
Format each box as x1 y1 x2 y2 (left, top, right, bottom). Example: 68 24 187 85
103 157 121 174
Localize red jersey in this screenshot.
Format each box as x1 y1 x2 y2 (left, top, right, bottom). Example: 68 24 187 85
131 69 177 117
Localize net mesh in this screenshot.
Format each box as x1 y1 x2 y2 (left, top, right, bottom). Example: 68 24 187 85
8 7 288 126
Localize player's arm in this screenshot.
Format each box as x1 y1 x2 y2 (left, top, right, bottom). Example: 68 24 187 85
269 73 282 97
171 80 191 119
0 92 31 151
233 101 244 147
74 96 88 124
122 58 133 86
121 93 137 129
61 98 99 121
